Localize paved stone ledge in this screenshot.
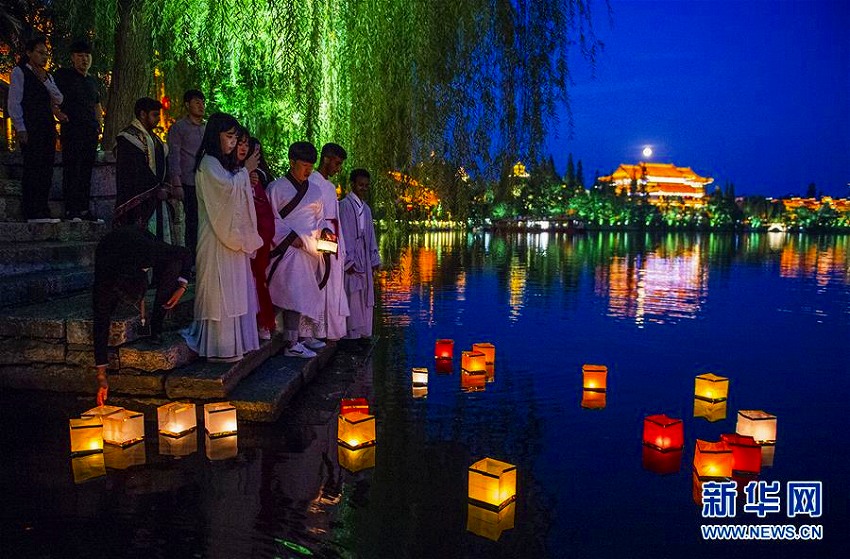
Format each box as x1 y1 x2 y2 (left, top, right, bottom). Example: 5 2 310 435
119 332 197 372
0 337 66 364
0 221 107 243
0 241 98 276
0 267 94 308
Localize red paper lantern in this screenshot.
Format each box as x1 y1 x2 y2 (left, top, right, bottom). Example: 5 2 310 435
642 414 684 451
160 95 171 111
693 439 733 480
435 339 454 360
721 433 762 475
340 398 369 416
642 446 682 475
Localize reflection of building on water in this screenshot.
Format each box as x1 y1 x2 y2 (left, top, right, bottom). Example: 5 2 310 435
779 237 849 286
599 244 708 325
380 246 413 327
508 257 527 322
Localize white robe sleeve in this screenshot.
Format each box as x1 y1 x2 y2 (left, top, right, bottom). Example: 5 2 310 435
196 157 263 254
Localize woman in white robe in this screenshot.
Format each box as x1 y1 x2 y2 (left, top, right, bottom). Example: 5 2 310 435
181 113 263 361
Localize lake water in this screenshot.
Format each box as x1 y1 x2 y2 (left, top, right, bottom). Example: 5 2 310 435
2 231 848 558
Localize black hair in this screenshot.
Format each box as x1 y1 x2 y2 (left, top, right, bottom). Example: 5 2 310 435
69 40 92 54
232 125 250 167
320 142 347 161
350 168 371 184
183 89 205 104
248 137 275 186
133 97 162 119
194 112 240 172
288 141 317 164
24 36 47 53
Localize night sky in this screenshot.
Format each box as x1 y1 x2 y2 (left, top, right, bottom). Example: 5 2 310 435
548 0 850 197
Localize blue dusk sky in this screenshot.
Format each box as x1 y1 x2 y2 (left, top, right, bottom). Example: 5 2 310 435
548 0 850 197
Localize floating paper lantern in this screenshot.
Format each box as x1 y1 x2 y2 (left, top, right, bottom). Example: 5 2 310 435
158 431 197 457
582 364 607 392
580 390 606 409
204 402 238 438
642 414 684 451
205 433 238 460
340 397 370 416
468 457 517 510
461 370 487 392
693 439 733 480
103 441 146 470
338 411 376 449
412 386 428 399
485 363 495 383
472 343 496 365
412 367 428 387
157 402 197 437
467 501 516 541
642 446 682 475
435 339 454 360
693 399 727 422
82 405 124 421
721 433 762 475
461 351 486 373
102 409 145 447
69 417 103 456
72 453 106 484
338 442 377 472
694 373 729 403
435 359 453 374
736 410 777 445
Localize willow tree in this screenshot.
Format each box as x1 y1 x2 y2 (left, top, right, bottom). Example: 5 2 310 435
48 0 602 216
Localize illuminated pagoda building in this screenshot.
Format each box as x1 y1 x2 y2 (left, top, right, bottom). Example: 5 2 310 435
598 162 713 207
779 196 850 214
389 171 441 219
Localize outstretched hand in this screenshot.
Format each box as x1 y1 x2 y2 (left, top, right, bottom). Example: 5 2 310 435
163 283 188 310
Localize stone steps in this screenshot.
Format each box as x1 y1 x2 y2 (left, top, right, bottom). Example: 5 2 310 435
0 240 98 275
0 220 107 243
0 267 94 308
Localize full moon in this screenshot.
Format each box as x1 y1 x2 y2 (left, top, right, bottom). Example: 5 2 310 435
642 146 653 158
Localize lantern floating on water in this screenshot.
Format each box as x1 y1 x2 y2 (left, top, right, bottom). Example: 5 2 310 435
467 501 516 541
461 351 486 373
412 367 428 387
642 414 684 452
642 446 682 475
582 364 607 392
340 397 370 416
72 453 106 484
157 402 197 437
69 416 103 456
338 411 376 449
204 402 238 438
580 390 606 409
435 339 454 360
468 457 517 511
693 398 727 422
338 442 377 472
736 410 777 445
472 343 496 365
101 409 145 447
158 431 197 457
485 363 495 383
693 439 733 480
205 433 238 460
721 433 761 475
694 373 729 403
104 441 146 469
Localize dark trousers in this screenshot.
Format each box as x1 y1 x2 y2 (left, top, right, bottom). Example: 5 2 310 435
20 131 56 220
61 126 99 216
92 259 183 366
183 183 198 258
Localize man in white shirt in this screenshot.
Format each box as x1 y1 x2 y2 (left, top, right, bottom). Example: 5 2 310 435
8 36 66 223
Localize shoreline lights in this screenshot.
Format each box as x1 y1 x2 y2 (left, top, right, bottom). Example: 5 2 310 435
694 373 729 403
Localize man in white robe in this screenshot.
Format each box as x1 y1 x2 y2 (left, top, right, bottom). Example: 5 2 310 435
300 143 350 346
338 169 381 340
265 142 324 358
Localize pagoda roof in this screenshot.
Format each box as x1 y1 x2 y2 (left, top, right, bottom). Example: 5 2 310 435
600 162 713 184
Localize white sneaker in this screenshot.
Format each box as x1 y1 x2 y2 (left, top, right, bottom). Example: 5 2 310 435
302 337 327 350
284 342 317 358
259 328 272 341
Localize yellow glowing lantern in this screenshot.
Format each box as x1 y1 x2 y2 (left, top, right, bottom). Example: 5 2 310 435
693 439 733 480
581 389 606 409
72 453 106 484
467 501 516 541
412 367 429 387
472 343 496 365
316 239 338 254
338 442 377 472
205 433 238 460
104 441 146 469
69 417 104 456
694 373 730 403
102 409 145 447
736 410 777 445
461 351 486 373
582 364 607 392
204 402 238 438
157 402 197 437
461 370 487 392
412 386 428 399
693 398 727 422
158 432 197 457
468 457 517 510
337 411 376 449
